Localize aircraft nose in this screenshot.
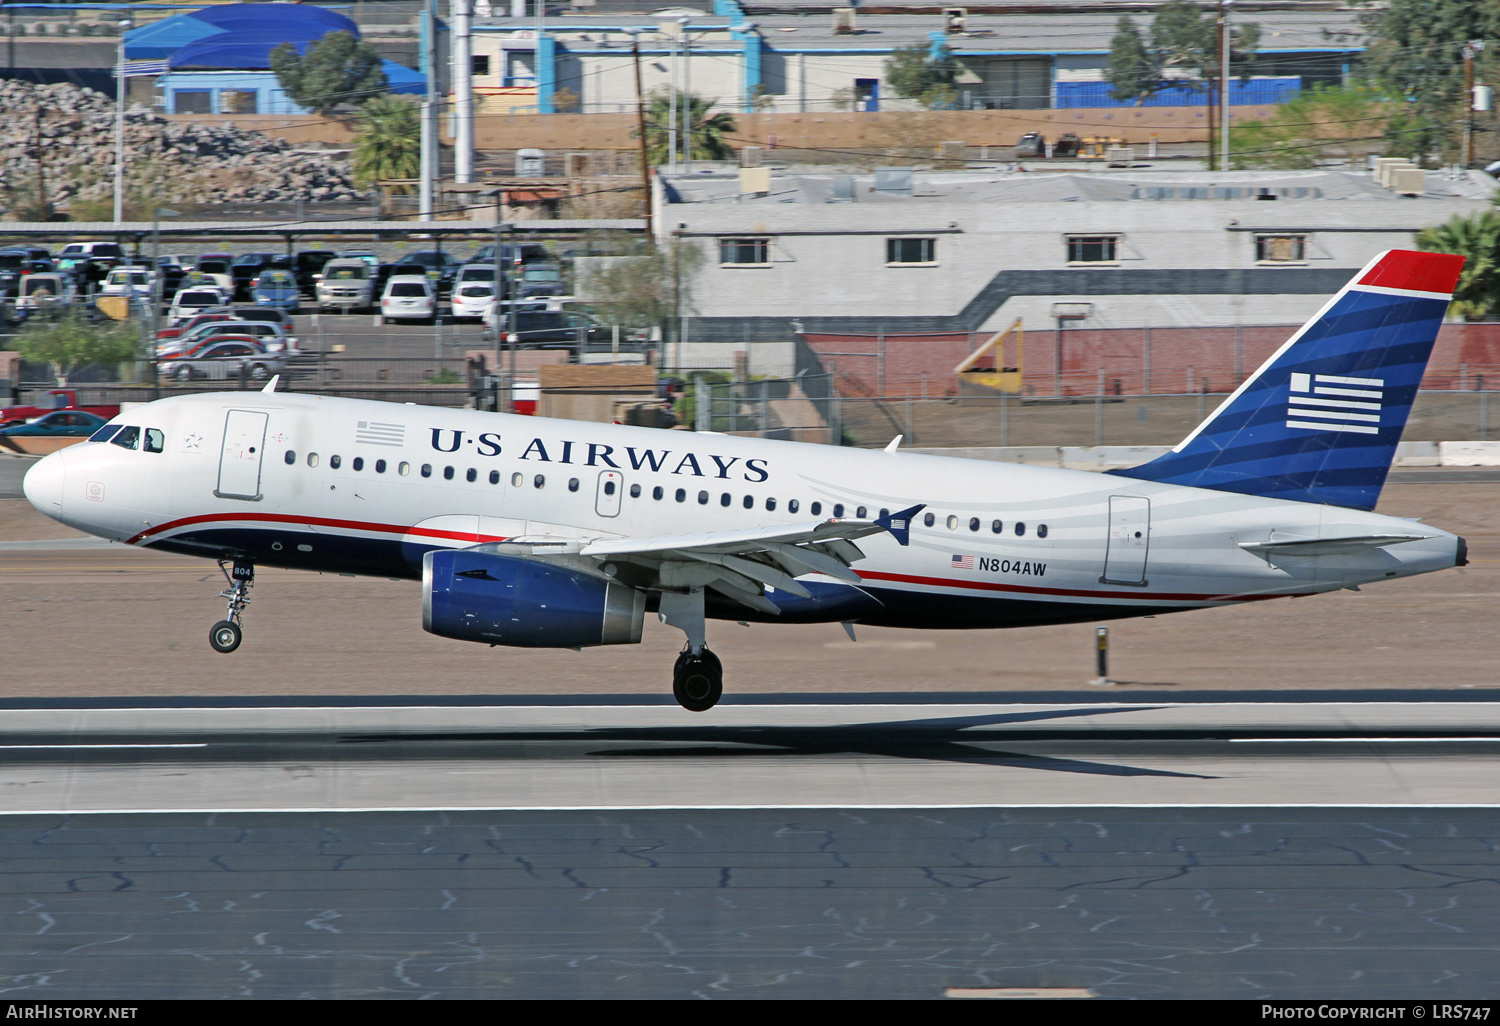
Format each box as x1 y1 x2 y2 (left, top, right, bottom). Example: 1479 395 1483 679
22 450 66 517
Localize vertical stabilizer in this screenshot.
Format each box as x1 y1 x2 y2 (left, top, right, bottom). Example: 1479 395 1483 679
1112 249 1463 510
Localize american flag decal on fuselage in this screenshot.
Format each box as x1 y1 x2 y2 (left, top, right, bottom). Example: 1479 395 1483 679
1287 372 1382 435
356 421 406 447
951 554 974 569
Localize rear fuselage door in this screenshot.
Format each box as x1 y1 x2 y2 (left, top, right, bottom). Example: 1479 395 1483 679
595 470 623 517
1101 495 1150 586
216 409 268 500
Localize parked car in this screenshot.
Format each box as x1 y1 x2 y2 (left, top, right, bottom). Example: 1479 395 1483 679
398 250 460 293
484 308 615 349
230 306 295 328
160 339 288 382
0 249 54 297
0 389 119 428
338 250 381 270
188 258 234 293
517 261 567 298
293 250 338 295
252 269 301 313
99 266 155 301
380 274 436 324
0 410 111 455
315 259 375 313
15 273 75 317
54 242 124 273
168 287 232 325
232 253 280 299
156 319 297 357
156 310 236 341
450 264 497 321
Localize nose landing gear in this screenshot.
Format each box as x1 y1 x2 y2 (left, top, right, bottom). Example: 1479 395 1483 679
209 560 253 654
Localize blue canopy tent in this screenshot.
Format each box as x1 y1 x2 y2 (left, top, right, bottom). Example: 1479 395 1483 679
124 4 358 60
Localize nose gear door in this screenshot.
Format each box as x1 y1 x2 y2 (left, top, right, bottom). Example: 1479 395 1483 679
1101 495 1150 586
216 409 268 501
595 470 623 517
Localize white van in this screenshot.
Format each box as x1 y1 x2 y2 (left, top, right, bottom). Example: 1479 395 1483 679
315 259 374 313
380 275 435 324
168 287 231 326
449 264 497 320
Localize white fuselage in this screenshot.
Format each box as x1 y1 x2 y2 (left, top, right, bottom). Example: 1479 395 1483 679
23 391 1463 630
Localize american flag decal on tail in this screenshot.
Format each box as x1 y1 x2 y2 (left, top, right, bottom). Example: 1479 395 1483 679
1287 373 1382 435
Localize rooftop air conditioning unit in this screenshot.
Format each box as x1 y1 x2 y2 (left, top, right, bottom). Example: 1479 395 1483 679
832 7 856 34
943 7 967 34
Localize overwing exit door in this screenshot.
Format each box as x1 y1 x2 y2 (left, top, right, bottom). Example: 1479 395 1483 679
595 470 623 517
216 409 268 501
1101 495 1150 586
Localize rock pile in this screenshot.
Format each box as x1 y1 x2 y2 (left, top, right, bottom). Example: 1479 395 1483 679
0 80 364 217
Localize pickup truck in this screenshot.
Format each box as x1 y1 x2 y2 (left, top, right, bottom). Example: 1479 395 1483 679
0 390 120 428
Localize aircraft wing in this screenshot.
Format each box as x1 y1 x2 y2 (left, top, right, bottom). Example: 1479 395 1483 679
492 504 924 615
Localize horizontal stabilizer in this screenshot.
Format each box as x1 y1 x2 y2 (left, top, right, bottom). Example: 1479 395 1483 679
1239 534 1428 555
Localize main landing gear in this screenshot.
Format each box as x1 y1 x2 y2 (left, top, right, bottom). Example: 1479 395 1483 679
209 560 254 654
659 586 723 712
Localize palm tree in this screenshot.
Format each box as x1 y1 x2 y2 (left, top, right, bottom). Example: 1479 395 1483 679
1417 211 1500 320
353 95 420 193
640 92 736 166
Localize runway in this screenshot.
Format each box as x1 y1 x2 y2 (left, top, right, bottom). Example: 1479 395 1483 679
3 698 1500 999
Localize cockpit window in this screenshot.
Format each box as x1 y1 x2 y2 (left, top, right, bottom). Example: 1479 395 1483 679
143 428 164 453
110 425 141 450
88 424 122 443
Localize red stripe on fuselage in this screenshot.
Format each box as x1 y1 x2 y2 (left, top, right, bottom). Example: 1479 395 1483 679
126 512 505 547
854 569 1305 605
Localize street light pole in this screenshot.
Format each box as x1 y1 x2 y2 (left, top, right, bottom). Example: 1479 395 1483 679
452 0 473 183
1220 0 1233 172
420 0 438 219
680 18 692 173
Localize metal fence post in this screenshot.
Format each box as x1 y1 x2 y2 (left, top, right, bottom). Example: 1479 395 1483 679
1143 323 1151 395
694 374 709 431
877 330 885 397
1235 324 1243 385
1482 390 1490 441
1000 391 1008 448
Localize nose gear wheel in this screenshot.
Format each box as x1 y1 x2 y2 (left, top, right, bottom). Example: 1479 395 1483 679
210 560 254 653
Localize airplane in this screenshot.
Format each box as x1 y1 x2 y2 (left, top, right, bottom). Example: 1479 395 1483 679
22 249 1468 712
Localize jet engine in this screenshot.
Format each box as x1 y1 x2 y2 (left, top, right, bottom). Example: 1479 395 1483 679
422 549 645 648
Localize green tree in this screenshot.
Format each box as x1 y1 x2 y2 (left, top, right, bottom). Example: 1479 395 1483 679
1356 0 1500 165
1105 0 1258 106
1417 210 1500 320
352 94 420 190
15 310 142 386
883 41 958 109
579 239 706 347
1230 84 1387 169
270 31 387 117
640 92 736 166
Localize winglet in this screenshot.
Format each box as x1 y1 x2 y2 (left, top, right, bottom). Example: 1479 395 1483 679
261 375 280 394
876 503 924 546
884 434 903 452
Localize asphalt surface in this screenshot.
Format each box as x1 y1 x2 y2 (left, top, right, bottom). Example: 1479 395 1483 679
0 456 32 500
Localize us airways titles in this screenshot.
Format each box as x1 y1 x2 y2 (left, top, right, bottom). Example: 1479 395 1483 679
430 428 771 482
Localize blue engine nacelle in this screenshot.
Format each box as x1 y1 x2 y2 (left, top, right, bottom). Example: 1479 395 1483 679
423 549 645 648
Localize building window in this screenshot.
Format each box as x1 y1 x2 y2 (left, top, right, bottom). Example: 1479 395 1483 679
1067 235 1119 264
886 238 936 265
1256 234 1307 264
719 238 770 266
220 89 258 114
472 55 491 76
173 90 211 114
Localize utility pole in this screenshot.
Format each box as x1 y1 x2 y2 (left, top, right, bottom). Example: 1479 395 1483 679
1220 0 1232 172
628 30 653 240
1206 1 1222 171
113 17 132 224
452 0 473 183
667 22 678 174
420 0 438 219
680 17 692 172
1464 41 1485 168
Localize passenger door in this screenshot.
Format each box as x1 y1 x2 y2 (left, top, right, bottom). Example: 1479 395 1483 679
1101 495 1150 586
216 409 268 501
595 470 623 518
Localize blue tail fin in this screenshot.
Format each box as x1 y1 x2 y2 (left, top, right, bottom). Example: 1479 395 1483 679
1111 249 1463 511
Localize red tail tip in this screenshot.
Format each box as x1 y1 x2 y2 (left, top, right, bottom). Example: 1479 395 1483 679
1358 249 1465 295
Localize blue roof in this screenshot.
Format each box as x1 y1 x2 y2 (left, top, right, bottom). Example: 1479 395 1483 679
125 4 358 61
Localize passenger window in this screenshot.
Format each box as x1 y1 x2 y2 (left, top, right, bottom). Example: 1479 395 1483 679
307 453 320 468
675 488 686 502
399 462 410 476
629 483 641 498
144 429 165 453
880 508 889 519
88 425 121 443
376 459 387 473
991 520 1003 534
857 506 867 519
284 450 296 465
653 486 664 500
833 503 845 518
947 515 958 530
604 480 617 496
766 497 776 511
330 455 342 469
1037 524 1049 539
810 501 822 515
1015 522 1026 536
110 426 140 450
352 457 364 471
568 478 580 492
720 493 731 507
466 468 477 483
698 490 709 504
969 517 980 532
421 464 432 478
511 472 523 487
534 475 545 488
924 512 935 527
788 499 799 513
742 495 753 509
443 466 454 480
489 470 500 485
